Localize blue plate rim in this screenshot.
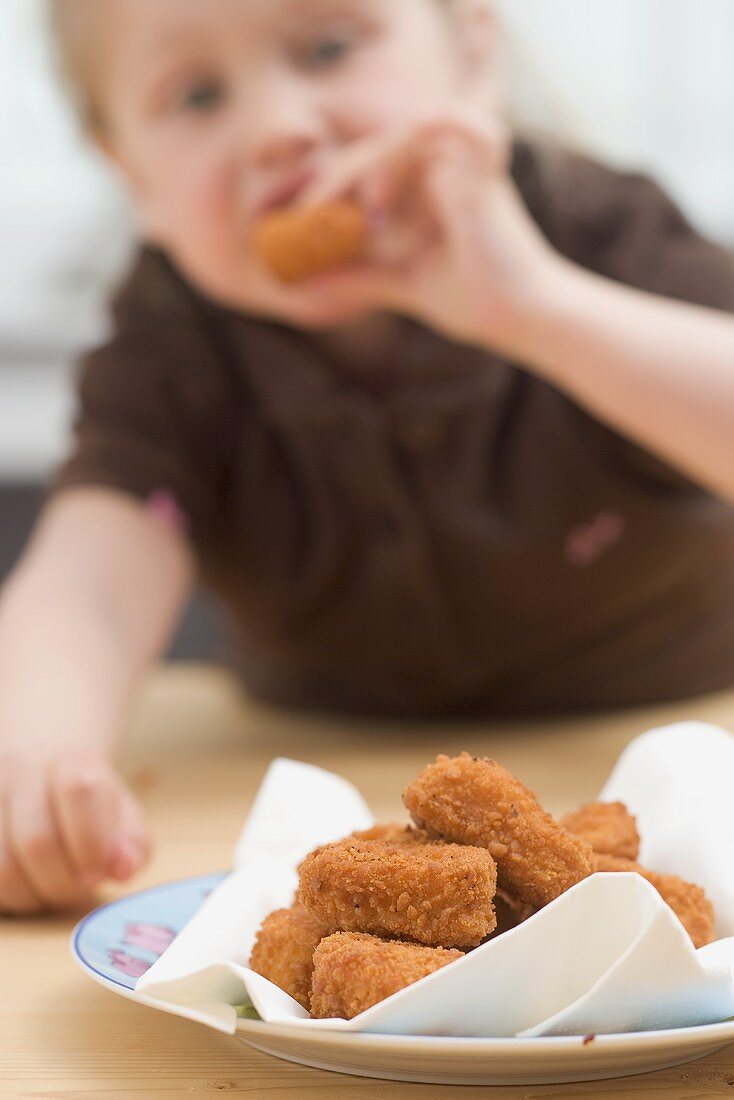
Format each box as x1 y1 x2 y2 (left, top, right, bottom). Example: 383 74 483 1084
70 870 228 993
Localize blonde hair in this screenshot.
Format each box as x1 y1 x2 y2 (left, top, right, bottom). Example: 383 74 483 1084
49 0 104 131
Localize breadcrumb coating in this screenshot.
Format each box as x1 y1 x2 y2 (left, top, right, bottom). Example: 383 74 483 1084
351 823 434 846
593 854 715 949
561 801 640 861
403 753 594 908
253 201 367 283
310 932 463 1019
251 756 717 1021
297 837 497 948
248 905 328 1009
297 824 431 876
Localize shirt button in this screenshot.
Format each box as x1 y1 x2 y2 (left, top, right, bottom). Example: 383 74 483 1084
395 413 445 452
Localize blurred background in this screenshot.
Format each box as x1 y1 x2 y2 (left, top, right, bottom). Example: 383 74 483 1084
2 0 734 656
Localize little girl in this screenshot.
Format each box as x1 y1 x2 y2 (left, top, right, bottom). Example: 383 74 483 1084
2 0 734 915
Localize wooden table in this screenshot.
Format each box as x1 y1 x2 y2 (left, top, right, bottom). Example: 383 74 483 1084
4 664 734 1099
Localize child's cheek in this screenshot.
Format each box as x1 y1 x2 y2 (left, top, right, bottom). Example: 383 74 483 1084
333 56 456 137
165 151 243 243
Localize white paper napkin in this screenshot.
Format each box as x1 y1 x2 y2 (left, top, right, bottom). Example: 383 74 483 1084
135 725 734 1037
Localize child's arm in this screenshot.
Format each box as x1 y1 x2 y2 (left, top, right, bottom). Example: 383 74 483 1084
306 116 734 501
502 260 734 503
0 487 193 914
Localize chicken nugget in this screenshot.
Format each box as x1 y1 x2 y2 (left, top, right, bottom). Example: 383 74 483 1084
403 753 594 908
297 837 497 948
297 823 432 877
350 823 434 846
248 905 329 1009
310 932 463 1019
561 801 640 861
593 854 715 949
253 201 367 284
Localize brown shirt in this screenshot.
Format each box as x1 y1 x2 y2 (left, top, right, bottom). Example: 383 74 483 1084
56 142 734 717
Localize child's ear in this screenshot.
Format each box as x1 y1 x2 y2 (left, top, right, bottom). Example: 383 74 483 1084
448 0 497 83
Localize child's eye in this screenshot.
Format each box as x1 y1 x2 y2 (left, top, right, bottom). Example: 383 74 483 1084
178 79 226 113
299 32 356 71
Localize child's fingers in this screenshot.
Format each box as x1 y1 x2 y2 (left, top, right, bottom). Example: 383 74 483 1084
277 248 413 310
0 804 42 914
417 116 505 186
5 766 90 910
358 134 430 214
356 120 502 265
302 105 504 211
298 117 506 288
105 780 152 882
301 123 454 220
50 759 151 886
300 129 405 209
453 83 511 171
423 144 486 257
49 759 118 885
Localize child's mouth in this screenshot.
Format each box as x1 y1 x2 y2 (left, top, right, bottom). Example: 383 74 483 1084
255 167 319 218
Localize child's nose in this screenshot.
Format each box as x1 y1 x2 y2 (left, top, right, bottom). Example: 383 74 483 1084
249 81 324 172
255 129 319 173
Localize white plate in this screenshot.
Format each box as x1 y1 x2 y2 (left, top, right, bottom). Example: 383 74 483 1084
71 872 734 1086
233 1017 734 1086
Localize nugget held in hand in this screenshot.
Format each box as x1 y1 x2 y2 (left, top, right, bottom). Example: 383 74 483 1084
403 753 594 908
593 854 715 949
253 201 367 284
561 801 640 861
249 905 329 1009
310 932 463 1019
297 838 497 948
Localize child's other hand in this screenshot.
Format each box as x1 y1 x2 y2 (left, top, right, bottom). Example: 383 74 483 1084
0 746 151 915
300 103 557 353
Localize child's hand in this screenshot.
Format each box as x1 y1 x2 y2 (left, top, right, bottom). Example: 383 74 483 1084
299 104 557 354
0 745 151 915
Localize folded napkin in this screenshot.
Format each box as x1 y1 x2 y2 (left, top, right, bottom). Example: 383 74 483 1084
136 724 734 1037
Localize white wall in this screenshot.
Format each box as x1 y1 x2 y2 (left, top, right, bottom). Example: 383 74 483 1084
1 0 733 479
0 0 132 480
497 0 734 243
0 0 132 352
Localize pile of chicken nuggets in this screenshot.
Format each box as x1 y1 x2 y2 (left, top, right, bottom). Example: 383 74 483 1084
249 753 715 1020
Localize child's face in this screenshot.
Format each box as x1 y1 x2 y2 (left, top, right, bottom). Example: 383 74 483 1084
96 0 488 328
